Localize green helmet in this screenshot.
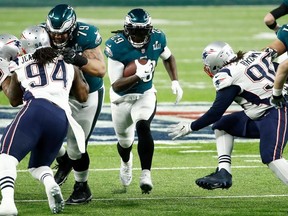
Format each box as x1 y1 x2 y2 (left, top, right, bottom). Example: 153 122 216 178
124 8 153 48
45 4 76 48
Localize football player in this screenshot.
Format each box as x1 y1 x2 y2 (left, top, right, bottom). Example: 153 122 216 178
104 8 183 194
44 4 106 204
264 0 288 33
168 41 288 191
0 26 88 215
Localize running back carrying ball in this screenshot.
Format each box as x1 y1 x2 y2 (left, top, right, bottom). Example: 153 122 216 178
123 59 148 77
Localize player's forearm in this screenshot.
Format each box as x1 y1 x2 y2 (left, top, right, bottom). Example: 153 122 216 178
2 75 23 107
81 47 106 77
81 58 106 77
274 60 288 90
163 55 178 81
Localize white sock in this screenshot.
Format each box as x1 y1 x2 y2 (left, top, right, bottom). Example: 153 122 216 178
29 166 57 191
268 158 288 185
215 129 234 174
0 154 18 203
74 170 89 182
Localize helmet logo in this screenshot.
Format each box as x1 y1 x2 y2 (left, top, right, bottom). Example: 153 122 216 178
202 49 216 64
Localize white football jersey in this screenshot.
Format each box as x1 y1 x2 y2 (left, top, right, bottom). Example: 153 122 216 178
212 51 275 119
14 53 75 112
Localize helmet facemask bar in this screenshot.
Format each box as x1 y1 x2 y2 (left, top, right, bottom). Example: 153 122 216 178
124 24 152 48
46 19 76 48
124 8 153 48
45 4 76 48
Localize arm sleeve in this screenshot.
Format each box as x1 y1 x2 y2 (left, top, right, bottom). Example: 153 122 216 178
191 85 241 131
107 58 124 84
160 46 172 60
270 3 288 19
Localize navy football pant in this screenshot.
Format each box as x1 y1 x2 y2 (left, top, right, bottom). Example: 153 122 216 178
212 107 288 164
0 98 68 168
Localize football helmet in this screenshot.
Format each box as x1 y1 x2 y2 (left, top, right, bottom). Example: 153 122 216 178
124 8 153 48
0 34 21 61
45 4 76 48
202 41 236 77
20 26 51 54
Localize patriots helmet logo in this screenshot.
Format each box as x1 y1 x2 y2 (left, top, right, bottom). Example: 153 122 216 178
202 49 216 63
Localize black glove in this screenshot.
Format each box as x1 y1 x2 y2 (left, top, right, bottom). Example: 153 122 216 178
61 47 88 67
270 94 286 109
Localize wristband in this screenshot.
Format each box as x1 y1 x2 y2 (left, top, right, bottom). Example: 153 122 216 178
272 88 282 96
267 21 277 30
74 55 88 68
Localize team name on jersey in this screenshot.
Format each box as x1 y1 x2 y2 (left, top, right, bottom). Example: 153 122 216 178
239 53 261 67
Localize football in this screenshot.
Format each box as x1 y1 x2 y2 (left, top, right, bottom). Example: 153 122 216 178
123 59 148 77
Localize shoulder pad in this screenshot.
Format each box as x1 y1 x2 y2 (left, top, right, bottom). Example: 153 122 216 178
74 22 102 48
212 69 233 91
104 34 130 60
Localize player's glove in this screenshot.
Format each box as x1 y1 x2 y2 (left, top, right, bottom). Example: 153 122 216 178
61 47 88 67
135 59 153 80
171 80 183 104
270 94 286 109
263 47 278 61
0 57 13 90
167 121 192 140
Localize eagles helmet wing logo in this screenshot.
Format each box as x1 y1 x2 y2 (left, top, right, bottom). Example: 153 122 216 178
104 46 113 58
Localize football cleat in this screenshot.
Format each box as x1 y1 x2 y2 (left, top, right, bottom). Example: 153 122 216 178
54 153 73 186
139 169 153 194
120 152 133 187
66 181 92 205
0 201 18 216
195 168 232 190
47 185 65 214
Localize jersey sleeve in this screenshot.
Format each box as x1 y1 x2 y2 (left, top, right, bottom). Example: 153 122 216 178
154 29 167 54
191 85 240 131
78 24 102 50
277 24 288 49
212 69 234 91
104 34 130 62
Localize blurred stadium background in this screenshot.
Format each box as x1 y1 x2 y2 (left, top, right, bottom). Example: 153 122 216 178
0 0 282 7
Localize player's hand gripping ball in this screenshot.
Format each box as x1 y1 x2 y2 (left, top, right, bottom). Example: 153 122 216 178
123 59 148 77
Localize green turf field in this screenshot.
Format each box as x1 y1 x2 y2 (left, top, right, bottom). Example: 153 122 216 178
17 142 288 215
1 5 288 216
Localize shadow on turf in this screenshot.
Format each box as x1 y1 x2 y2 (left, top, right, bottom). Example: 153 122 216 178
112 186 128 194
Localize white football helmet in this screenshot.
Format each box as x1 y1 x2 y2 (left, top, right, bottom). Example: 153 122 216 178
20 26 51 54
202 41 236 77
0 34 21 61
